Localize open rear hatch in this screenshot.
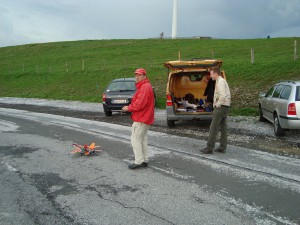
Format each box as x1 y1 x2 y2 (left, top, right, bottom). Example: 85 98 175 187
164 59 222 70
165 59 224 115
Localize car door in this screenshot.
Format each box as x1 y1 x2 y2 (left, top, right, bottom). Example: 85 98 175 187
261 85 276 121
268 84 285 120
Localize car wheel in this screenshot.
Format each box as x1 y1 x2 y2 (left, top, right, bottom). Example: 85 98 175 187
167 119 175 127
274 114 285 136
259 105 267 122
104 110 112 116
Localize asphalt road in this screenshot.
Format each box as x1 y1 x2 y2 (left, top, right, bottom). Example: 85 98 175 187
1 108 300 225
1 99 300 157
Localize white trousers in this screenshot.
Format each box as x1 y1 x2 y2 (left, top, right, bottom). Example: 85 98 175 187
131 122 149 165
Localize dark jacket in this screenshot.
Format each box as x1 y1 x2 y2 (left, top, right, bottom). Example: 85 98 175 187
204 78 215 103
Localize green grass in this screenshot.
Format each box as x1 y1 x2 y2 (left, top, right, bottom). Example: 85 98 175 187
1 38 300 116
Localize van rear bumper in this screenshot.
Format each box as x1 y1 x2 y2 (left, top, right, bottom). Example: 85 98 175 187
166 106 213 121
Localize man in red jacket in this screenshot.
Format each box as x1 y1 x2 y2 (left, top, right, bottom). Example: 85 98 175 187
122 68 155 169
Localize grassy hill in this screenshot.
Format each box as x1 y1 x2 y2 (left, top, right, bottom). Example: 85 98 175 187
1 38 300 115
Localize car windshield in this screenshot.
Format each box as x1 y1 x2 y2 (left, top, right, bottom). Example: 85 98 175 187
296 86 300 101
272 84 284 98
265 86 276 97
106 81 136 92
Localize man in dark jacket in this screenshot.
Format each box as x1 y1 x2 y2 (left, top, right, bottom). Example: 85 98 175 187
122 68 155 169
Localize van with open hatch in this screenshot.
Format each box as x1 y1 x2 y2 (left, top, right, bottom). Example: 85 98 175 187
164 59 226 127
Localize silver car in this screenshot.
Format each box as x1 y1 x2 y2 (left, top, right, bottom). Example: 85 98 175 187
259 80 300 136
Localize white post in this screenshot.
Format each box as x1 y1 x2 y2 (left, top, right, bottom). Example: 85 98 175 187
172 0 178 39
66 61 69 73
294 40 297 61
251 48 254 64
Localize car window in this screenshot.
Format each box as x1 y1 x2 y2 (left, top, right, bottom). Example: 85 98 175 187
296 86 300 101
279 85 292 100
265 85 276 97
272 84 284 98
107 81 136 92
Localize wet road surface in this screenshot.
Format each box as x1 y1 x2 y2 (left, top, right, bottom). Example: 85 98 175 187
1 108 300 225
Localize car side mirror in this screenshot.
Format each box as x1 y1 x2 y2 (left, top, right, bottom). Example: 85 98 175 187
259 91 266 98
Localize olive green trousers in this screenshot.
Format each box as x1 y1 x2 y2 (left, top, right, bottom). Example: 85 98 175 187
207 106 230 151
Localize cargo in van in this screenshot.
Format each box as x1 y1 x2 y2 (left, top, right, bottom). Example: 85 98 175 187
164 59 225 127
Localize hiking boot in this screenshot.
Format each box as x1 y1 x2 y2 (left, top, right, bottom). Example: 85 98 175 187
128 163 146 170
200 148 213 154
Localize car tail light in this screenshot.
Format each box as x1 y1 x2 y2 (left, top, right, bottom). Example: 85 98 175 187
288 103 296 116
166 94 173 106
102 93 106 102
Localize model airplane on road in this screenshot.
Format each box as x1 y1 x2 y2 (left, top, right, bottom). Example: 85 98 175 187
71 142 102 156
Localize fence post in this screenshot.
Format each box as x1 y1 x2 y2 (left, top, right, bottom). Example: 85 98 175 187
211 50 214 59
294 40 298 61
66 61 69 73
251 48 255 64
124 58 127 69
82 59 85 71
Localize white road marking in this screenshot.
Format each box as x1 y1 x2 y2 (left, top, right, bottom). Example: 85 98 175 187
0 119 19 133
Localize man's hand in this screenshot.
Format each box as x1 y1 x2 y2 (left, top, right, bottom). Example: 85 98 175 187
122 106 129 112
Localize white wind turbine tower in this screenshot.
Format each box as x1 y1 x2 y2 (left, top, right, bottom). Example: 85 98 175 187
172 0 178 39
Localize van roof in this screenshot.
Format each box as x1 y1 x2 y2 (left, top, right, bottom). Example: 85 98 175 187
164 59 222 70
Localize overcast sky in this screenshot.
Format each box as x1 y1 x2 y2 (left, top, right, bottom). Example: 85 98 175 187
1 0 300 47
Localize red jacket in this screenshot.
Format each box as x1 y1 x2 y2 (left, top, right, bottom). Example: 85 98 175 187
128 78 155 125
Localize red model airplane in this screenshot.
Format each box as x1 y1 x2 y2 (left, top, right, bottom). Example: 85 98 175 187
71 143 102 155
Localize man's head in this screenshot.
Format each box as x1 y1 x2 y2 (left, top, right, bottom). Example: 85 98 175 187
210 67 221 81
134 68 147 83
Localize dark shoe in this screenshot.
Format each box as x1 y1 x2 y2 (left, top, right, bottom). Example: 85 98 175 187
128 163 145 170
141 162 148 168
200 148 213 154
215 148 226 153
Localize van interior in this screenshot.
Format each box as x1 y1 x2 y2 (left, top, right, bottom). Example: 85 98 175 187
168 71 215 114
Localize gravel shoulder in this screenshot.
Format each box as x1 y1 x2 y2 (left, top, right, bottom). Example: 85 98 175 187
0 97 299 158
